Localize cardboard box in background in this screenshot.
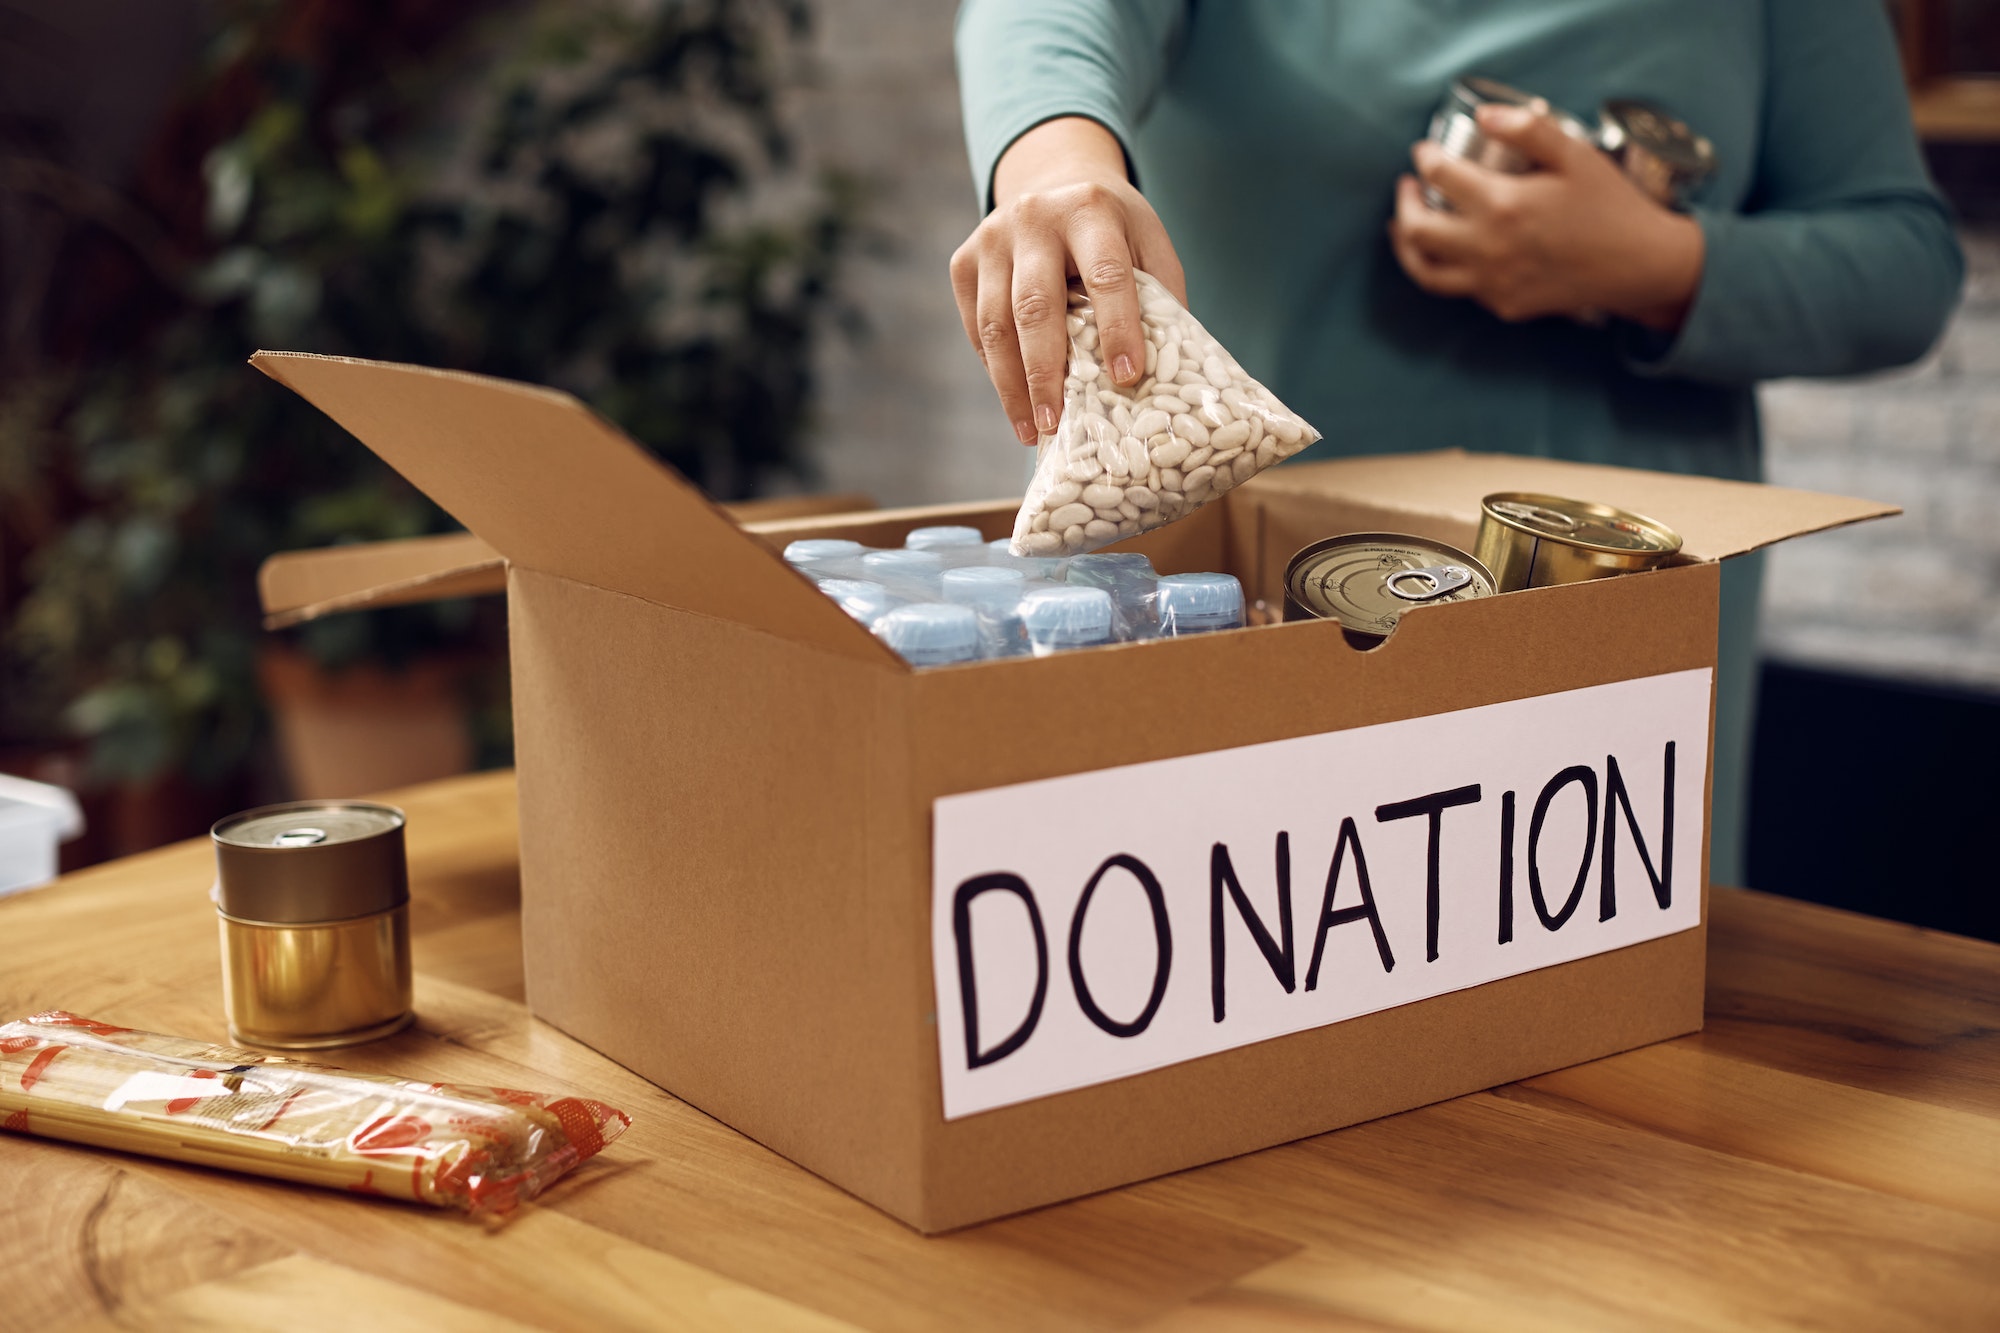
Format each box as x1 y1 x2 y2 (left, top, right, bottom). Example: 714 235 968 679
253 352 1894 1231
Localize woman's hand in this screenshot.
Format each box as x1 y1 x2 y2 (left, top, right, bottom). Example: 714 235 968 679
1390 103 1704 332
950 117 1187 444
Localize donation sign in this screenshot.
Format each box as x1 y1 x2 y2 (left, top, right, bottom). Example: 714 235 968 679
930 669 1711 1119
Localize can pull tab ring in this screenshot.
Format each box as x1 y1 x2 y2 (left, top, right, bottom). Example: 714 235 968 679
1493 501 1577 534
1385 564 1473 603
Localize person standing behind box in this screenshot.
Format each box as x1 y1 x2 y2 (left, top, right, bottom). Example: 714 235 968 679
950 0 1963 888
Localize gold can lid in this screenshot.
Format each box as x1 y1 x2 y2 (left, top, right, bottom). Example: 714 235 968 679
1287 533 1495 638
212 801 408 924
1480 492 1682 558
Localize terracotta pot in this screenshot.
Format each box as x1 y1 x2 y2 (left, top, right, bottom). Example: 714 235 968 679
257 645 475 800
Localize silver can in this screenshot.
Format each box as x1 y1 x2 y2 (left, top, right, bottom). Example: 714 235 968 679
1423 77 1595 211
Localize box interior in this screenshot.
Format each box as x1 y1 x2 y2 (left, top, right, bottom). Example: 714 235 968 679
248 350 1898 659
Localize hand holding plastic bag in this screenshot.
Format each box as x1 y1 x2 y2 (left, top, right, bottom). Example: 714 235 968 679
1011 271 1320 556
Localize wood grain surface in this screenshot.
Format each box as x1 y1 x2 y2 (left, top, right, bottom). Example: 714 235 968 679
2 770 1995 1331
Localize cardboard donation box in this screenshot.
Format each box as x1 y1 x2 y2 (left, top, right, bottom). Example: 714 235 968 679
253 352 1894 1232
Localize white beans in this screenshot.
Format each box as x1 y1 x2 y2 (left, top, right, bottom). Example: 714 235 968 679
1010 270 1322 556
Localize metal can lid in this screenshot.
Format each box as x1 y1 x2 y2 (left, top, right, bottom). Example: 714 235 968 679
212 800 408 924
1287 534 1495 638
1597 99 1717 179
1449 77 1595 142
1454 75 1538 110
1480 492 1682 557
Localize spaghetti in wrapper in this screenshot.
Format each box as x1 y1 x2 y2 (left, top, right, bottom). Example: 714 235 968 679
0 1011 630 1216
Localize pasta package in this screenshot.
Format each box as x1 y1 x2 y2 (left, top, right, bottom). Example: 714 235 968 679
1012 270 1320 557
0 1011 630 1216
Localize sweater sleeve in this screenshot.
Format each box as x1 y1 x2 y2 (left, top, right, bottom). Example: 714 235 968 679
954 0 1187 212
1627 0 1963 384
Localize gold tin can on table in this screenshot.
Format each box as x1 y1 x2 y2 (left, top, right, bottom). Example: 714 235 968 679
1283 533 1496 645
212 801 413 1049
1474 492 1682 592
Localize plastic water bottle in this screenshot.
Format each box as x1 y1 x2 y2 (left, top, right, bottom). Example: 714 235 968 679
860 548 945 599
1157 572 1246 636
783 539 867 578
1021 586 1117 656
905 525 985 552
1064 553 1160 641
816 578 896 628
874 602 982 667
985 537 1067 582
941 566 1031 658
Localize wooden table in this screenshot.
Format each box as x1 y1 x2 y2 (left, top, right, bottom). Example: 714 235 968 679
4 771 1996 1332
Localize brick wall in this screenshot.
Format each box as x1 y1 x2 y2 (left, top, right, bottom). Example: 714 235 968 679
798 2 1025 509
1759 230 1999 693
798 11 1996 694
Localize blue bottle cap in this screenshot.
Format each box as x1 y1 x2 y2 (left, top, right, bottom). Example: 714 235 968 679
941 565 1026 611
905 525 986 552
1157 572 1245 633
784 539 865 566
1022 586 1116 650
874 603 981 666
816 578 894 626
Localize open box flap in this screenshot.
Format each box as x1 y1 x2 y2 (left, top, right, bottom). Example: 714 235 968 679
1252 449 1899 560
251 351 896 666
258 495 881 629
260 532 505 628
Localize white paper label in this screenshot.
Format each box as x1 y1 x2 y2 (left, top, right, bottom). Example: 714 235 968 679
930 668 1710 1120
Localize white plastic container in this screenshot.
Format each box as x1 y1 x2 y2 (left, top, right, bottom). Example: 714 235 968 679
0 774 85 896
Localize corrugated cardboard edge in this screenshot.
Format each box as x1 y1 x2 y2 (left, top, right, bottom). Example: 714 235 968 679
260 533 505 628
248 350 896 668
260 495 881 628
1253 449 1901 561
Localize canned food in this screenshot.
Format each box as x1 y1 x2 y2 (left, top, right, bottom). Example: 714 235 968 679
1283 534 1496 644
1423 77 1595 210
1474 492 1682 592
212 801 413 1049
1597 99 1716 207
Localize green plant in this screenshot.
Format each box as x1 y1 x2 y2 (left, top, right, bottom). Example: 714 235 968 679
0 0 857 790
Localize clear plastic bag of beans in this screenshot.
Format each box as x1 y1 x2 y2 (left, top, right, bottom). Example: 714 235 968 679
1011 270 1321 557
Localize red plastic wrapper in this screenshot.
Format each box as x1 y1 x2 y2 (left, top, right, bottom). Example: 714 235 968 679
0 1011 630 1216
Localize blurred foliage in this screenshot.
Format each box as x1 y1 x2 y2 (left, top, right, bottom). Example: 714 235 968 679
0 0 857 788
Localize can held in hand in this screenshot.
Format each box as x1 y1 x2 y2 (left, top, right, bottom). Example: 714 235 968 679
212 801 413 1049
1423 77 1595 210
1284 534 1495 645
1474 492 1682 592
1597 98 1716 207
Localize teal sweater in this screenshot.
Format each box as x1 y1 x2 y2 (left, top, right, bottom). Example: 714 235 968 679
955 0 1962 885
